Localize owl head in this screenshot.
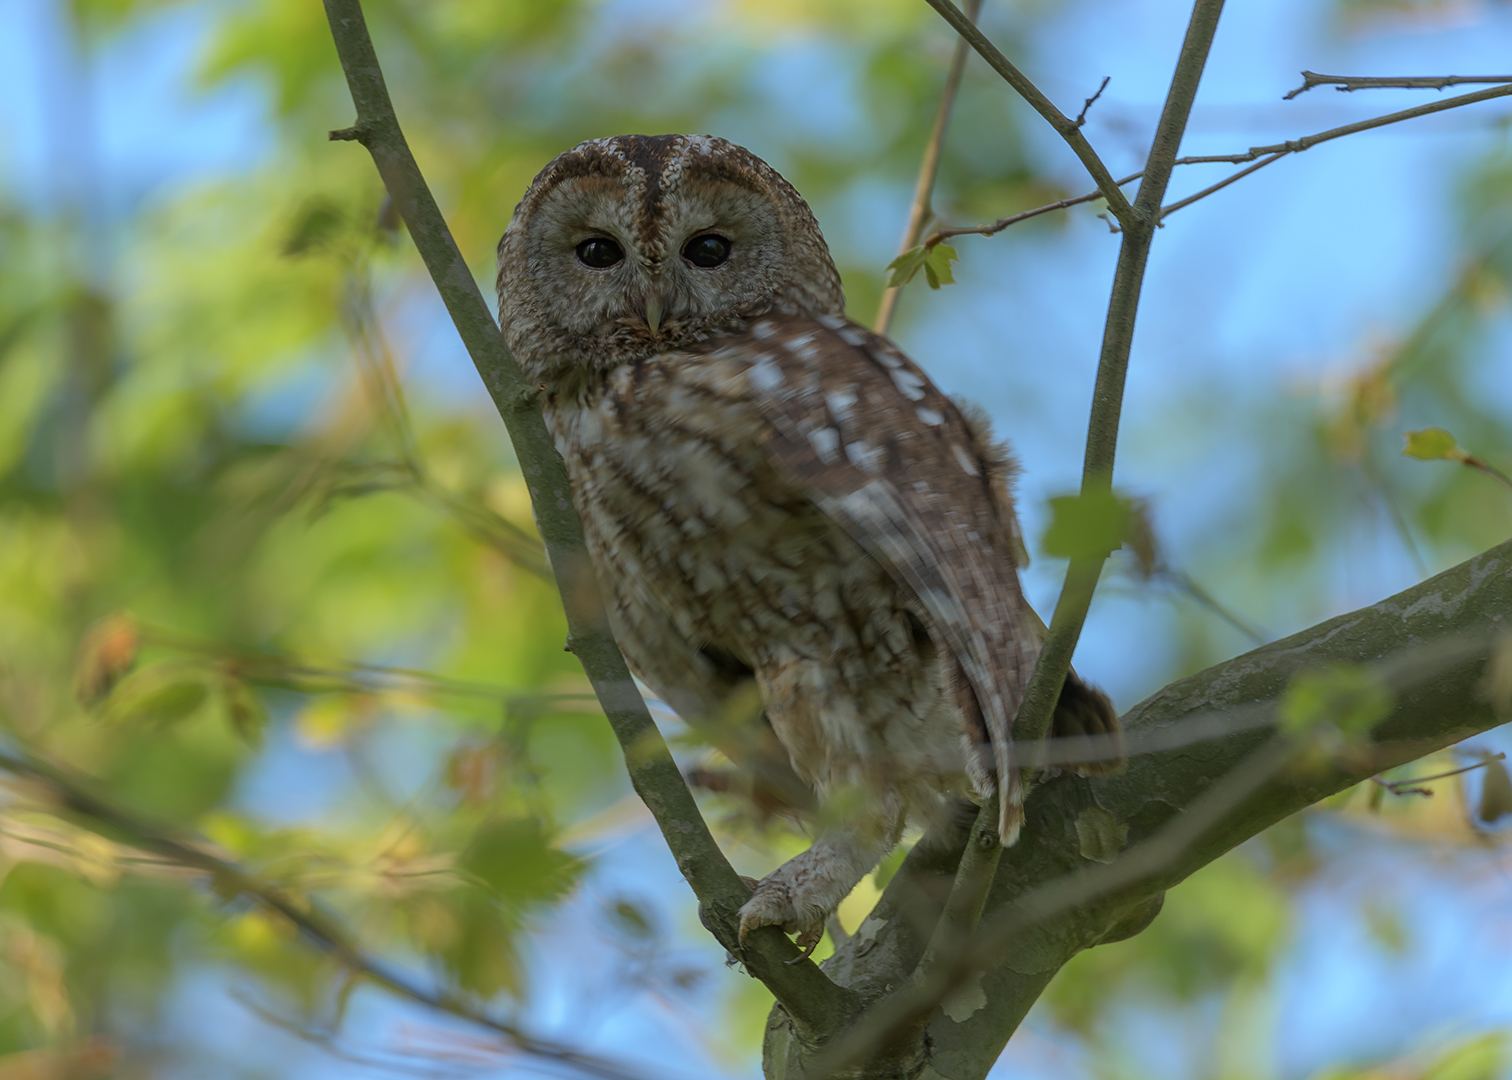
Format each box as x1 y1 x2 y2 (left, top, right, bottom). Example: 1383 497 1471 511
496 134 845 388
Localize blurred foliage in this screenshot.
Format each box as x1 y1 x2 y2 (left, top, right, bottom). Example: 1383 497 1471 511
1 0 1511 1077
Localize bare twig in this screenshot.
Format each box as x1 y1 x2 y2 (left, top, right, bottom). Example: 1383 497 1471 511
1372 752 1507 796
1158 152 1284 218
926 170 1142 247
134 620 592 708
1285 70 1512 100
921 0 1137 226
1159 82 1512 221
874 0 983 335
1074 75 1111 128
318 0 857 1035
927 78 1512 245
0 743 638 1080
1463 453 1512 494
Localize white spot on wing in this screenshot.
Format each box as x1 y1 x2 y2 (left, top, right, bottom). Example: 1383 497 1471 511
845 440 883 473
825 387 858 423
747 355 784 394
752 321 776 341
952 443 980 476
808 426 841 463
915 406 944 426
890 368 927 401
816 314 847 330
838 326 867 347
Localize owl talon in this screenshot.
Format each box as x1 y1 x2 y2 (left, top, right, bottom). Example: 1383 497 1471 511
785 926 823 963
738 877 826 957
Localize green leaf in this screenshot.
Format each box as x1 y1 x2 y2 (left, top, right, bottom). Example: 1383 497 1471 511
282 198 345 256
1402 426 1466 462
1278 664 1394 737
1042 489 1133 560
106 665 210 728
885 243 958 290
459 817 583 907
885 245 929 288
221 678 269 748
921 243 958 289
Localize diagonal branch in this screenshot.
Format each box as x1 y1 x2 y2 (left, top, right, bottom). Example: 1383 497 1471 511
874 0 983 335
1157 81 1512 221
921 0 1137 227
777 539 1512 1079
0 744 639 1080
318 0 858 1036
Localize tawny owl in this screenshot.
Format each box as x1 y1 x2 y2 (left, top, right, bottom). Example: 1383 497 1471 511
496 134 1120 951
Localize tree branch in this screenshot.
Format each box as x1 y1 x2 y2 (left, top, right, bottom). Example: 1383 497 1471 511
874 0 983 335
0 744 638 1080
1285 70 1512 100
1011 0 1225 754
1157 81 1512 221
921 0 1137 227
770 538 1512 1079
318 0 858 1035
926 76 1512 245
925 170 1143 246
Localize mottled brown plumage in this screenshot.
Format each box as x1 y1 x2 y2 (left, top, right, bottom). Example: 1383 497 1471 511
496 134 1121 950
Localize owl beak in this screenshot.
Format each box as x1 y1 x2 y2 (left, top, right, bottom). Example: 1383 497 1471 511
643 295 665 337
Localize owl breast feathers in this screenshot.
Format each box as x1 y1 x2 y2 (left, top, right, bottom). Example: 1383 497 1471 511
496 133 1121 950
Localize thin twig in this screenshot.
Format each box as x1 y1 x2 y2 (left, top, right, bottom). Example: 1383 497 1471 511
318 0 857 1035
926 170 1142 247
0 743 639 1080
136 621 593 708
1074 75 1111 128
1285 70 1512 100
921 0 1137 226
874 0 982 335
926 79 1512 245
1158 152 1283 219
1160 82 1512 221
1372 752 1507 796
1464 454 1512 494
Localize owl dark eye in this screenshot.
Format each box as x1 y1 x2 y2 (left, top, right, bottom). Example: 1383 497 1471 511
575 237 624 269
682 233 731 268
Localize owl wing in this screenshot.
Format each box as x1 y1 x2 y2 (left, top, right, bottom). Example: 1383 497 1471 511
698 312 1039 843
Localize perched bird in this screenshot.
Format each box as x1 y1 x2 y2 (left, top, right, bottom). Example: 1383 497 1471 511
496 134 1120 951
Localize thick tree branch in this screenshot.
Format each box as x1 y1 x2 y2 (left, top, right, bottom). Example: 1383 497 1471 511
770 538 1512 1078
875 0 983 335
921 0 1136 227
318 0 857 1035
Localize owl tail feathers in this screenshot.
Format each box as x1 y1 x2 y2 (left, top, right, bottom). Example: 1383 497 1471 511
1049 671 1125 776
997 773 1025 848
